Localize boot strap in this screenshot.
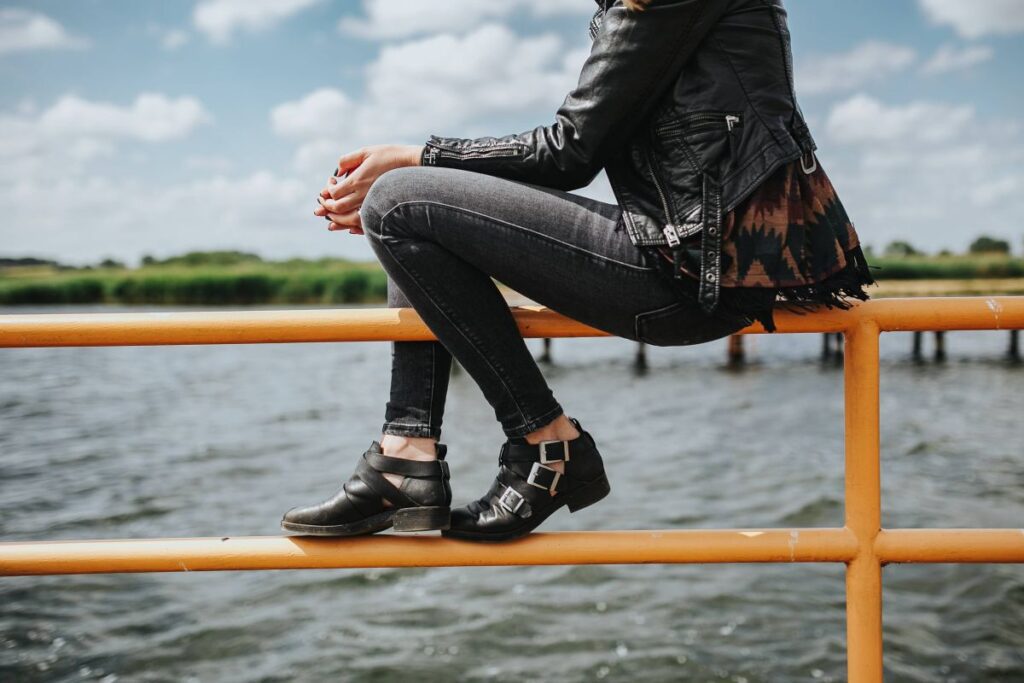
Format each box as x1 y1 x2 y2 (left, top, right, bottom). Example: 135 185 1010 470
363 450 450 480
494 463 564 518
500 417 587 465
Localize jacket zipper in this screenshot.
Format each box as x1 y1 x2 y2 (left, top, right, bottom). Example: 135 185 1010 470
644 147 686 279
656 112 743 137
425 143 526 163
726 115 741 163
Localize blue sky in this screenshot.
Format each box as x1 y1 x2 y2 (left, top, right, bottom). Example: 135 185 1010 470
1 0 1023 264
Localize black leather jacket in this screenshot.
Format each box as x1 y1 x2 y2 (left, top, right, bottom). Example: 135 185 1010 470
421 0 817 313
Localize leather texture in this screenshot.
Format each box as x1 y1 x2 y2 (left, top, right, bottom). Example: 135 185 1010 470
443 418 610 542
421 0 816 313
281 441 452 536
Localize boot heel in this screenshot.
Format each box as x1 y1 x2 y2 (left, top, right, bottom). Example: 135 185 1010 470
393 506 451 532
567 474 610 513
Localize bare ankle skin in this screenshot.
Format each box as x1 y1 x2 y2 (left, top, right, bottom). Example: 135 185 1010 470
523 413 580 476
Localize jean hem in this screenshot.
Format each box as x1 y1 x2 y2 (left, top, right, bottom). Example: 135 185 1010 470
381 422 441 440
501 403 564 439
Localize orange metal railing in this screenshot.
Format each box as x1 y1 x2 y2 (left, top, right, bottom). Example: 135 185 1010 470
2 296 1023 683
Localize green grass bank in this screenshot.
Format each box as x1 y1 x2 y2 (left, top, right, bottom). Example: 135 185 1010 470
869 254 1024 280
2 251 1023 306
0 253 388 306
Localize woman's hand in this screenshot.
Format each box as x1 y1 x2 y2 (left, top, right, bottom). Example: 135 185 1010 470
314 144 424 234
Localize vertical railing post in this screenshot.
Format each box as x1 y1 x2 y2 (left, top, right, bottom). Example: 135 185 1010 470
844 320 883 682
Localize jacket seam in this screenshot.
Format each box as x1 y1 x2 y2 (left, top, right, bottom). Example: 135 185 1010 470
709 32 786 152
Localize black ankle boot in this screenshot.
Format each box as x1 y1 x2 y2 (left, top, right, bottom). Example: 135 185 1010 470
443 417 609 542
281 441 452 537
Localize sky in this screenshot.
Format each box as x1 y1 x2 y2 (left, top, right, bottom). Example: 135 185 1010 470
1 0 1023 265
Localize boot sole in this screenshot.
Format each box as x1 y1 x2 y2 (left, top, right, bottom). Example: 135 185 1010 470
442 474 610 543
393 506 451 532
281 506 450 537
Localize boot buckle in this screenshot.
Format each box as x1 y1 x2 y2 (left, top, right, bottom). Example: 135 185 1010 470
497 486 525 514
538 440 570 464
526 462 562 494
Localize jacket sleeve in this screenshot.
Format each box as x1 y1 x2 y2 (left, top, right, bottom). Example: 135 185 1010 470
420 0 729 191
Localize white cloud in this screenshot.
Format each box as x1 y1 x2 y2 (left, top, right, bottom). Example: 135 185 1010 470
797 41 916 95
970 174 1023 207
818 93 1024 253
0 91 366 264
271 88 352 140
161 29 190 50
0 93 211 188
272 24 588 173
825 94 974 144
0 170 340 264
194 0 322 44
918 0 1024 38
340 0 592 40
0 8 88 54
921 44 994 75
37 94 211 142
185 155 234 173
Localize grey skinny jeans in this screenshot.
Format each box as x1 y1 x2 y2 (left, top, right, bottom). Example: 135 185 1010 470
360 166 748 439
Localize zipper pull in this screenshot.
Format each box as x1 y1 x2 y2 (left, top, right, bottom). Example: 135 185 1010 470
726 115 741 165
663 224 682 248
663 224 685 280
672 248 685 280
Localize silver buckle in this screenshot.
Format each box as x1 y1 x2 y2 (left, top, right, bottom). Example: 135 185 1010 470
800 151 818 175
526 462 562 494
497 486 525 514
538 440 570 464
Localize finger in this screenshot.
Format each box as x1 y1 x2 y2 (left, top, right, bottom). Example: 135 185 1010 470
320 175 340 198
328 171 365 200
327 223 363 234
326 210 361 229
322 191 364 215
322 176 338 195
336 149 367 176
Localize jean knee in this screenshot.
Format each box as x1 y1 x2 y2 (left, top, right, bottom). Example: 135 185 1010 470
361 167 423 241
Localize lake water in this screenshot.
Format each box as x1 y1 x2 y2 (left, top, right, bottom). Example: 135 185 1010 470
1 306 1021 682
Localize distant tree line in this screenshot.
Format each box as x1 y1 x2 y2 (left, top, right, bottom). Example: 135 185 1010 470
875 235 1017 258
0 251 386 306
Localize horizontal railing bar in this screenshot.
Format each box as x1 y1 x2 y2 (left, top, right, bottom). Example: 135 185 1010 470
3 297 1021 349
5 528 1020 576
0 529 859 575
876 529 1024 564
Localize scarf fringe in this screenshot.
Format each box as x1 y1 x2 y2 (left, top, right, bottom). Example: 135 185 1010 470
723 246 876 333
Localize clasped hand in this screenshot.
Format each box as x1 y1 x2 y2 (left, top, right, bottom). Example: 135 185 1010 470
314 144 424 235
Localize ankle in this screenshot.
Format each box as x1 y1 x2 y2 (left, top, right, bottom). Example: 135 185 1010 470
523 414 580 446
380 434 438 461
522 415 580 477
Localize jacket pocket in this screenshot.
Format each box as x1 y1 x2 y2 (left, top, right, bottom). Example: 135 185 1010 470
633 298 744 347
657 111 743 180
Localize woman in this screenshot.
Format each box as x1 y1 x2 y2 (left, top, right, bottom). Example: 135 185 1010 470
283 0 873 541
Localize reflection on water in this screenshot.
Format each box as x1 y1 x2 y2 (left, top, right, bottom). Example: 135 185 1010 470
1 306 1021 682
